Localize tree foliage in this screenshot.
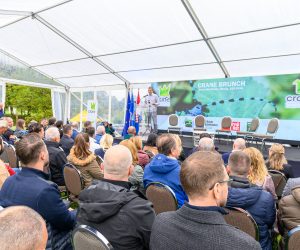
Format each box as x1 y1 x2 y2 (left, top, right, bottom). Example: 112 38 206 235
5 83 53 123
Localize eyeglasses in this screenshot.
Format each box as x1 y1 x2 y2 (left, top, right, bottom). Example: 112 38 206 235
209 178 233 190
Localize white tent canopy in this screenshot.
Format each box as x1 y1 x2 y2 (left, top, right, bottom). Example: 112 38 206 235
1 0 300 89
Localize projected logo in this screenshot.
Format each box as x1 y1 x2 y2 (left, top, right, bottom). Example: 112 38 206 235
285 79 300 108
159 84 171 107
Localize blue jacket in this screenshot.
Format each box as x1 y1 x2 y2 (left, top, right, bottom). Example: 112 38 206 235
95 134 103 144
222 152 231 165
0 167 76 231
71 129 79 140
143 154 188 207
227 176 276 250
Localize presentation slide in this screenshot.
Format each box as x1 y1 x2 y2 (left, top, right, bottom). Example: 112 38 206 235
152 73 300 141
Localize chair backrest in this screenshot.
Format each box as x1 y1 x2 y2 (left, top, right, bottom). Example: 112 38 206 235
249 118 260 132
287 226 300 250
146 182 178 215
72 225 114 250
63 163 84 196
224 207 259 241
3 145 17 168
268 170 287 198
169 114 179 126
221 116 232 130
194 115 205 128
267 118 279 134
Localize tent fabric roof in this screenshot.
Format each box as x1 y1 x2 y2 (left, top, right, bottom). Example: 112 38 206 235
0 0 300 88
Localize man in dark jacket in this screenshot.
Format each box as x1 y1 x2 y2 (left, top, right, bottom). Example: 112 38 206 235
44 127 67 186
227 151 276 250
77 145 155 250
60 124 74 156
143 133 188 207
150 151 261 250
0 133 76 249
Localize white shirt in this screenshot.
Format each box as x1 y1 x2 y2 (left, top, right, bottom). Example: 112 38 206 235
145 93 159 112
89 136 100 152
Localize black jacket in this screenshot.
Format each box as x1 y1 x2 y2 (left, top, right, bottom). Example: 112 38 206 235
60 135 74 156
77 179 155 250
45 140 67 186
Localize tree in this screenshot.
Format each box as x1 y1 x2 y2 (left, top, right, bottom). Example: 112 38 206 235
5 83 53 123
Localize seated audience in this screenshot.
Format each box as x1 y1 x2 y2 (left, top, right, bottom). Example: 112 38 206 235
198 137 215 152
124 125 136 139
103 121 115 136
86 127 100 152
28 122 45 139
14 119 27 139
2 117 16 145
0 206 48 250
0 137 16 175
47 117 56 127
40 118 48 131
226 151 276 250
95 134 114 159
71 121 79 140
44 127 67 186
0 160 10 189
244 147 276 198
130 136 150 168
95 125 105 144
143 134 188 207
0 120 9 141
0 133 76 249
67 133 103 188
222 138 246 165
266 143 292 179
150 151 261 250
190 133 216 155
77 145 155 250
60 124 74 156
278 185 300 237
82 120 92 132
55 120 64 138
282 177 300 197
143 133 158 157
120 139 144 191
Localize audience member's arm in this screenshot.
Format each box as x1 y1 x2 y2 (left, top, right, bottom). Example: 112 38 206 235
87 160 104 180
37 185 76 231
56 151 68 169
263 193 276 228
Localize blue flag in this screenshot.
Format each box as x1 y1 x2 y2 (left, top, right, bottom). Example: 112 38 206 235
122 91 131 136
129 91 135 127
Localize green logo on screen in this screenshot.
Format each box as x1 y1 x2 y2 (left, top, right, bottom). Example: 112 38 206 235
293 79 300 95
159 84 171 97
90 102 96 111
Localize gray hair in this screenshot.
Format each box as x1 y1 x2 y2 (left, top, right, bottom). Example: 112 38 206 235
233 138 246 150
103 145 132 178
198 137 215 151
71 121 79 129
45 126 60 141
96 125 105 135
0 206 47 250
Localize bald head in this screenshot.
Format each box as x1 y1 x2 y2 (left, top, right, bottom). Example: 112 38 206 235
233 138 246 151
228 151 251 177
198 137 215 151
0 206 48 250
103 145 133 179
127 126 136 135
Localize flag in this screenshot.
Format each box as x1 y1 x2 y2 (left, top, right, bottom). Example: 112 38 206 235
129 90 135 126
135 89 141 134
136 88 141 105
122 91 131 136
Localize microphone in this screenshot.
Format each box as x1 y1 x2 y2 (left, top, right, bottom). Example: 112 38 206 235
143 94 148 98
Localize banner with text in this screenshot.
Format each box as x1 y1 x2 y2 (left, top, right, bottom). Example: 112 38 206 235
151 73 300 141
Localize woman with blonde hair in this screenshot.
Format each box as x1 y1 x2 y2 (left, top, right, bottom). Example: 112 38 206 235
266 143 292 178
243 147 276 198
95 134 114 159
119 139 144 191
130 136 150 168
67 133 103 188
